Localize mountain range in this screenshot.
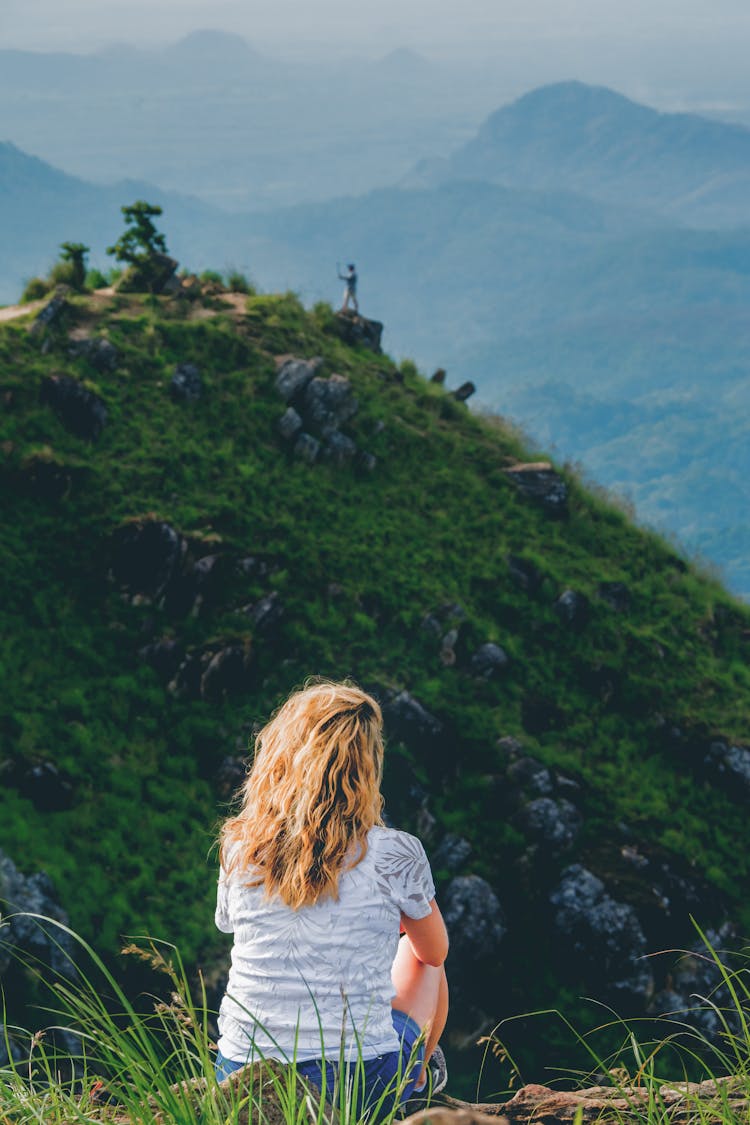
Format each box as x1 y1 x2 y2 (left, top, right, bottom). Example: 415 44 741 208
3 77 750 594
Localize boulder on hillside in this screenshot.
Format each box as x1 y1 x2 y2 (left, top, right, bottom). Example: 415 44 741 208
170 362 203 402
432 834 472 873
507 555 543 593
274 356 323 403
443 875 506 963
470 642 509 678
382 691 445 755
0 852 77 980
139 637 184 682
116 253 179 295
278 406 303 441
110 519 186 599
452 381 476 402
550 864 654 1005
519 796 582 851
504 462 568 513
322 430 358 466
163 553 222 617
15 762 75 812
332 310 383 353
39 374 107 441
30 293 67 336
554 589 589 629
302 374 358 438
293 432 321 464
170 641 253 701
68 332 119 372
506 754 554 796
20 452 75 502
703 740 750 798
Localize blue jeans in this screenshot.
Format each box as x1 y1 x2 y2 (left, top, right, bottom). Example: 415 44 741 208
215 1009 425 1120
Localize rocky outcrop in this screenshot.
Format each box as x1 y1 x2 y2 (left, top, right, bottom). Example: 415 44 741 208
470 642 509 678
68 331 119 372
504 462 568 513
554 589 589 629
111 519 186 600
30 293 67 336
274 357 375 469
550 864 654 1005
332 310 383 353
453 381 476 402
168 639 253 702
170 362 203 402
40 374 107 441
117 253 179 295
443 875 506 963
382 691 445 756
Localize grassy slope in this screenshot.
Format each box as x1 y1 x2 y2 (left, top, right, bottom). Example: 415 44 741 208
2 290 750 1084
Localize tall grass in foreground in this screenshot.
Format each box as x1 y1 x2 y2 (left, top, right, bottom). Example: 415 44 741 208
476 923 750 1124
3 919 750 1124
0 916 423 1125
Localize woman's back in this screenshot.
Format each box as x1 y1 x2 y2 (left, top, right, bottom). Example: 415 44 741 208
216 825 435 1063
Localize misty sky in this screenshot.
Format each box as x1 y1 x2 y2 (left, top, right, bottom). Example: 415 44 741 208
2 0 750 113
2 0 749 59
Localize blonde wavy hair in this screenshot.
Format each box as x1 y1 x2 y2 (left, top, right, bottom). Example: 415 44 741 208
219 680 385 909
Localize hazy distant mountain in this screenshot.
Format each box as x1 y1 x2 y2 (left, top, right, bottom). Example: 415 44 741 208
0 36 498 210
407 81 750 227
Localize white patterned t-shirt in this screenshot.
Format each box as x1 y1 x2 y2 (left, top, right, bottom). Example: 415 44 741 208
215 825 436 1063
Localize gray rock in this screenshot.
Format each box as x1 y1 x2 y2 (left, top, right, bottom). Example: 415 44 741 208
550 864 654 1003
506 755 554 796
432 835 472 873
332 311 383 353
470 642 509 678
443 875 506 961
508 555 542 592
200 644 253 701
302 374 358 438
555 589 589 628
0 852 76 980
164 553 222 617
275 357 323 403
17 762 74 812
170 362 203 402
357 451 377 472
68 333 119 372
704 741 750 796
382 691 444 753
39 374 107 441
278 406 303 441
30 293 67 335
117 253 178 295
505 463 568 513
243 591 284 634
452 381 476 402
440 628 459 666
649 923 740 1042
598 581 631 612
520 797 581 849
294 432 321 464
323 431 358 466
431 369 446 385
111 520 186 599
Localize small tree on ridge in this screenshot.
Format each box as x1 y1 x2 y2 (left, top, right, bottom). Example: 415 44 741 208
107 202 168 269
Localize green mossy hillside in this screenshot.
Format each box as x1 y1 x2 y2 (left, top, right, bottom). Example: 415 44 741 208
1 289 749 1087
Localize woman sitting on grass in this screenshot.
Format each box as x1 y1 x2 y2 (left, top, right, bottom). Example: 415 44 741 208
214 680 449 1120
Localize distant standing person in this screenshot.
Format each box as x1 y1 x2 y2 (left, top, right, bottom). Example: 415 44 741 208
338 262 359 313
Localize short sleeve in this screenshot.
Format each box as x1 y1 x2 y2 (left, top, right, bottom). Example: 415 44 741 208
215 868 233 933
375 830 436 920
